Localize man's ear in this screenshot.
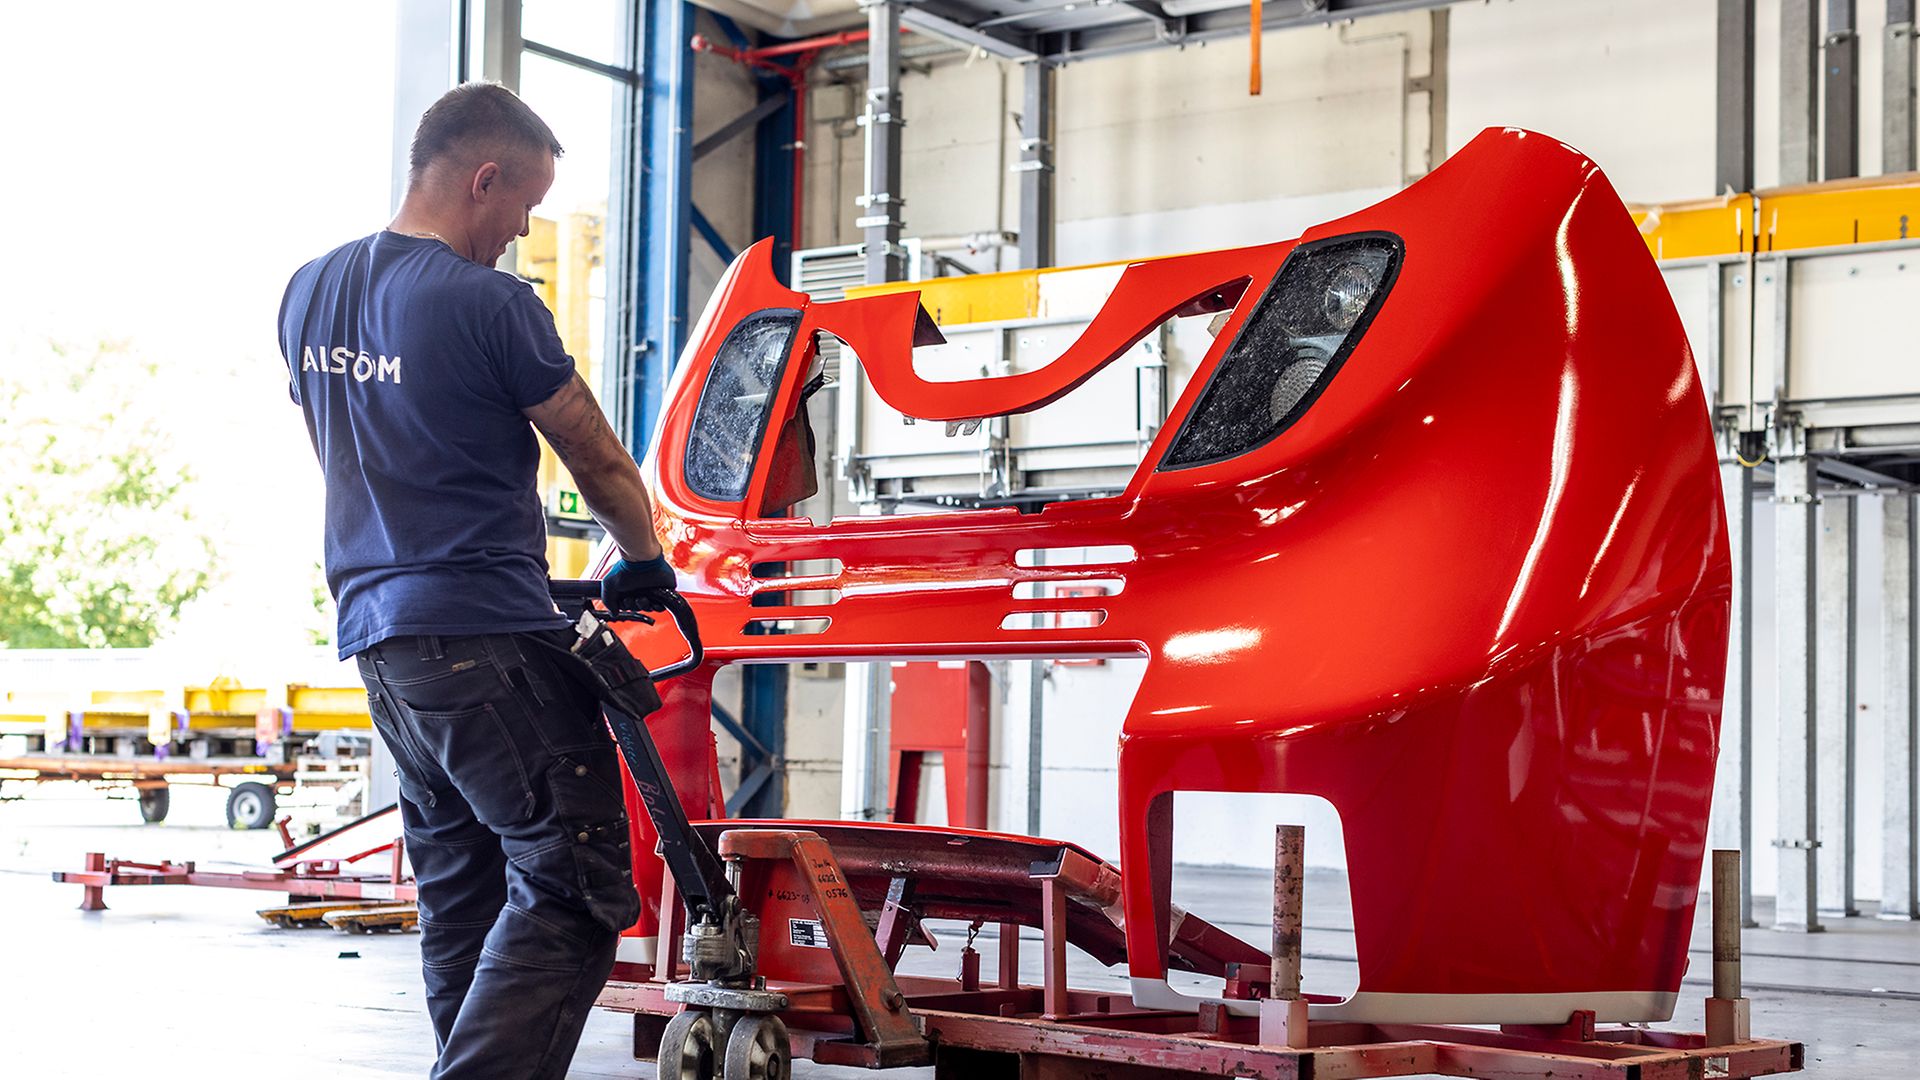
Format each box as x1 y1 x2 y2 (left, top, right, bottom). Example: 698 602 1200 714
471 161 501 201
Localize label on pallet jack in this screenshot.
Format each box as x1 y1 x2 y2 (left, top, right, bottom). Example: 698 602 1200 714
788 918 830 948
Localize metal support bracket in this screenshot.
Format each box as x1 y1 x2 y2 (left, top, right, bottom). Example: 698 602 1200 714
715 829 930 1066
662 982 790 1011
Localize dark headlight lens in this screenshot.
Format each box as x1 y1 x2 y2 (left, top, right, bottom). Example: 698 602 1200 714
1160 233 1401 470
684 308 803 501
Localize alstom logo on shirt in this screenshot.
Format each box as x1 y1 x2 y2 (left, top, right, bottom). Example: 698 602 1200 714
301 345 403 384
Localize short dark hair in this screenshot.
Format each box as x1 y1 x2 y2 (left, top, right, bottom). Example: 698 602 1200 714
408 82 563 184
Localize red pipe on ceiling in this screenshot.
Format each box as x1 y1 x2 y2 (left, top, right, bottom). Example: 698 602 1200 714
692 28 899 260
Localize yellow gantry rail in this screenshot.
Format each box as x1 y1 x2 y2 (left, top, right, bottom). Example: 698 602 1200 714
846 256 1147 327
1632 171 1920 260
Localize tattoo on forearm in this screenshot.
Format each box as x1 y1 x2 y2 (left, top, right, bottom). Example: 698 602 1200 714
535 374 625 475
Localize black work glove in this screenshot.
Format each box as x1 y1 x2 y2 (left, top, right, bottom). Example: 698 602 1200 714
601 554 679 613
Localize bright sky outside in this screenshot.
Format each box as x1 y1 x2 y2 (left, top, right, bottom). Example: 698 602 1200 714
0 1 617 674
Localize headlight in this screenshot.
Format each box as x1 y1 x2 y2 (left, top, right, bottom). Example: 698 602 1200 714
684 308 803 501
1161 233 1402 470
1322 261 1377 331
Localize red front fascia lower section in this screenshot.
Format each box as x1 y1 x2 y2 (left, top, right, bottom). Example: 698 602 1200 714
616 128 1730 1017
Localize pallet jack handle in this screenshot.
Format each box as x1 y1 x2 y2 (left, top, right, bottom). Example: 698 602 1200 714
547 579 705 679
547 580 739 949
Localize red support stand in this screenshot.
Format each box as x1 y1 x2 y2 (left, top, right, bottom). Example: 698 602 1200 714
888 661 990 829
78 852 108 912
1039 876 1068 1019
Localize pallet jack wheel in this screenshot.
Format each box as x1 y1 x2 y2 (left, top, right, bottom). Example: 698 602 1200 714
722 1014 789 1080
137 785 170 824
656 1008 722 1080
226 782 277 830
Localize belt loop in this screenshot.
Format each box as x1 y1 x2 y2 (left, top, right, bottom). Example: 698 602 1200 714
418 635 444 662
362 653 395 700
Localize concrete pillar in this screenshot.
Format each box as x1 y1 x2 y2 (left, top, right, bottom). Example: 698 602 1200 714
1816 494 1857 915
1887 494 1920 919
1712 461 1757 927
841 661 894 820
1016 61 1056 270
471 0 521 90
1717 0 1757 193
1774 456 1822 932
1888 1 1918 174
1781 0 1820 185
1002 660 1044 836
1822 0 1860 179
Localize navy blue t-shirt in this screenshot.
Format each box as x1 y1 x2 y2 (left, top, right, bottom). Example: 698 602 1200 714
279 231 575 659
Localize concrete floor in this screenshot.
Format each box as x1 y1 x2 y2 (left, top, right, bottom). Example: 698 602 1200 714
2 784 1914 1078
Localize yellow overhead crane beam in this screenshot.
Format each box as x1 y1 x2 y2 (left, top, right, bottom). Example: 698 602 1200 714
842 172 1920 328
1631 171 1920 260
844 256 1144 327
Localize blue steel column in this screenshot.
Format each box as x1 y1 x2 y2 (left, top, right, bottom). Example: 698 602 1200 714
739 25 796 818
752 84 798 284
628 0 696 455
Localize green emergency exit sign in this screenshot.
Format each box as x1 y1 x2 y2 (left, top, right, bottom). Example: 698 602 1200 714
553 488 590 520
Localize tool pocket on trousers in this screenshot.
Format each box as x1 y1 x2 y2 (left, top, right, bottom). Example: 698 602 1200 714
365 692 441 810
404 701 537 827
548 748 640 932
512 657 614 757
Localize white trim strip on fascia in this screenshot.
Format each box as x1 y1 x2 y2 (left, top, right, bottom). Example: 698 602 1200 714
615 936 657 965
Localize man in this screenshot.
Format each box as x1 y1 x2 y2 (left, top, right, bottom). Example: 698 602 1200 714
278 82 679 1079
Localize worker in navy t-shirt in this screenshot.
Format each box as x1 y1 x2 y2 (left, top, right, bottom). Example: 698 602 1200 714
278 82 681 1080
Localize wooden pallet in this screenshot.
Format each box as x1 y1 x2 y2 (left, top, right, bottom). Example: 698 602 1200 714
322 904 418 934
257 899 391 929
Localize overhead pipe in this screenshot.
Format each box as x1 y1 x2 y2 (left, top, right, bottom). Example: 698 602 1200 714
692 26 908 259
737 28 877 60
821 41 965 72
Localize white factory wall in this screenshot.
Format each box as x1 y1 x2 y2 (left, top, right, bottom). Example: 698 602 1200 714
800 9 1439 253
1446 0 1717 202
766 0 1917 904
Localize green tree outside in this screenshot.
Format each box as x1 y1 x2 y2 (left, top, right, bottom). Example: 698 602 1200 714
0 338 214 648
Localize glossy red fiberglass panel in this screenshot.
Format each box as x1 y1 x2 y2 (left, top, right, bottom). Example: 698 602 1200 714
616 128 1729 1025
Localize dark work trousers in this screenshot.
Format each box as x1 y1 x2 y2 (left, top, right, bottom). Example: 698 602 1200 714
357 631 641 1080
